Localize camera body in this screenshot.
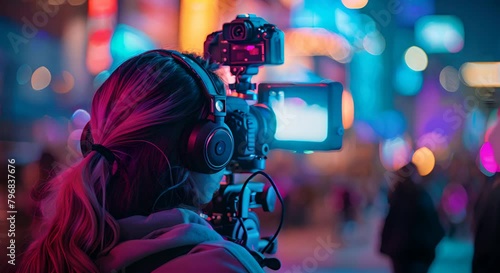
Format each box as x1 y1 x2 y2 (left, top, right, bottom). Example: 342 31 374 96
225 96 276 173
205 14 284 67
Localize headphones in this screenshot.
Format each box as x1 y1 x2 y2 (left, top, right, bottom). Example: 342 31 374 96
80 49 234 174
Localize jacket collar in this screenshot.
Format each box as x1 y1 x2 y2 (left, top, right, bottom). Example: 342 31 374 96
117 208 212 241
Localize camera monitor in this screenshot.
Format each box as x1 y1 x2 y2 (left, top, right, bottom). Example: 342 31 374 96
258 82 344 151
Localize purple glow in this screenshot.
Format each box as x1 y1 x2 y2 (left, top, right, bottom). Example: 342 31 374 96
415 79 442 138
442 184 468 216
71 109 91 129
68 129 84 155
417 131 448 150
422 114 455 138
354 121 377 143
396 0 434 26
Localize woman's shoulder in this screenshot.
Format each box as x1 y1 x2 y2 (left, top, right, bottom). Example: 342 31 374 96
98 209 265 273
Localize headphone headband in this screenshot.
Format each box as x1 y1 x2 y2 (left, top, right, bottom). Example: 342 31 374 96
155 50 227 122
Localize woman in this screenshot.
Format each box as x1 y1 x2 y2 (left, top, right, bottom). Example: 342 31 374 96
18 50 264 273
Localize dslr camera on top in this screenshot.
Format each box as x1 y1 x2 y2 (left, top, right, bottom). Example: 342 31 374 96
207 14 284 67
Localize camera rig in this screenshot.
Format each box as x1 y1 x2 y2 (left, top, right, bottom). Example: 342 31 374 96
202 14 285 271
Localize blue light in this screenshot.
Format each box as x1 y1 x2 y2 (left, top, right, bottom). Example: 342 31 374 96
372 110 407 139
415 15 464 53
93 70 111 90
394 64 423 96
110 24 156 71
463 108 487 153
291 0 344 30
396 0 434 26
17 64 32 85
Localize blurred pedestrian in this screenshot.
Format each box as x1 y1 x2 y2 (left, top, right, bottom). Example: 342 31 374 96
380 163 445 273
472 172 500 273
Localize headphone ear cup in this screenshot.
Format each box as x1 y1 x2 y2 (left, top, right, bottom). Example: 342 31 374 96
184 122 234 174
80 122 94 157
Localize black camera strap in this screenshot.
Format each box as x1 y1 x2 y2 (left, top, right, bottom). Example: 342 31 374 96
118 244 197 273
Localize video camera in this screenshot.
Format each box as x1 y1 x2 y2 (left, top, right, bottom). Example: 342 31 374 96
202 14 344 270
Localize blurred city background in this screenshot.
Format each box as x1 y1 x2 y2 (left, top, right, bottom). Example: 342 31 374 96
1 0 500 272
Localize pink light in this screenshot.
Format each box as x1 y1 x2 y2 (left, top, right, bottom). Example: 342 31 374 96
480 142 500 173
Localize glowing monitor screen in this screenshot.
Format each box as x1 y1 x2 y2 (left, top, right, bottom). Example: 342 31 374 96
268 91 328 142
258 82 343 151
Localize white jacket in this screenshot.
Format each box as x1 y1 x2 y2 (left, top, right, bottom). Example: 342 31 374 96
96 208 265 273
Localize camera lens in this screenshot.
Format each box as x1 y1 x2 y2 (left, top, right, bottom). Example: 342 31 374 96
231 25 246 40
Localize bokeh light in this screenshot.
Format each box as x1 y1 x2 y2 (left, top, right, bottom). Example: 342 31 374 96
442 184 468 224
53 71 75 94
460 62 500 87
394 64 423 96
342 91 354 129
17 64 32 85
415 15 464 53
89 0 117 16
71 109 91 129
354 121 377 143
439 66 460 92
412 147 435 176
417 131 450 162
93 70 111 90
32 116 68 144
363 31 386 55
179 0 218 53
479 142 499 173
463 108 487 153
380 136 412 171
286 28 352 63
68 129 84 156
31 66 52 91
404 46 428 71
87 29 113 75
341 0 368 9
110 24 156 70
